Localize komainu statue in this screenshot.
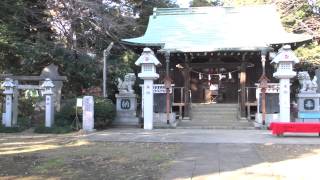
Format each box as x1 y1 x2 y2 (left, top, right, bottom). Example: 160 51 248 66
117 73 136 93
297 71 318 93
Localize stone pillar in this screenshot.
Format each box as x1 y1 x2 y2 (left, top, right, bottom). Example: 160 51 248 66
143 80 154 129
12 80 19 126
41 78 55 127
4 95 13 127
279 79 291 122
82 96 94 131
2 78 15 127
45 94 54 127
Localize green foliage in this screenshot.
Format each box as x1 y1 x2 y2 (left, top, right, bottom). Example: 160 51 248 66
34 126 74 134
223 0 269 6
0 117 31 133
0 125 24 133
94 97 116 129
190 0 223 7
55 99 77 127
295 42 320 66
18 95 41 120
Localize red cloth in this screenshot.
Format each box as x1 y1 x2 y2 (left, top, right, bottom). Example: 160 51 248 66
270 122 320 135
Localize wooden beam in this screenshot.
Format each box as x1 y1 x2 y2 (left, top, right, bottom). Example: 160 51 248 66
183 55 191 118
190 63 241 68
240 56 247 118
0 75 67 81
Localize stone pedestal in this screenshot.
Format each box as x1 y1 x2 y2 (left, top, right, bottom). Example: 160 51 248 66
297 93 320 122
114 93 139 126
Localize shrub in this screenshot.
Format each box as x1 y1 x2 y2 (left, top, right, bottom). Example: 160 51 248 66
94 97 116 129
0 117 31 133
34 126 73 134
55 99 77 127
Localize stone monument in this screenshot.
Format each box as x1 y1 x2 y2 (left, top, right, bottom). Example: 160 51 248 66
113 73 139 126
296 71 320 122
82 96 95 131
40 64 64 111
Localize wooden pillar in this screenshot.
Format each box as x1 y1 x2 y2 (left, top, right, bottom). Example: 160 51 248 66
183 55 191 118
240 56 247 118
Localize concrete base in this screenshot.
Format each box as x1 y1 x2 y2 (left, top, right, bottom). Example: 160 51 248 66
297 93 320 112
297 118 320 123
113 115 140 126
254 113 279 128
114 93 139 126
153 113 177 128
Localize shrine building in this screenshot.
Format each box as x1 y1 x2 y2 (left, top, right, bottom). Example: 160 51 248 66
121 5 312 127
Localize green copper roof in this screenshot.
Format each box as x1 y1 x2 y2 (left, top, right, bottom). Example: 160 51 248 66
122 5 312 52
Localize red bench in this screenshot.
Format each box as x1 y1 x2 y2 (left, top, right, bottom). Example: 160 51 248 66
269 122 320 136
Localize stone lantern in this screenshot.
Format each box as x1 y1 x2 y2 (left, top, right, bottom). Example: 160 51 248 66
271 45 299 122
41 78 55 127
135 47 161 130
2 78 15 127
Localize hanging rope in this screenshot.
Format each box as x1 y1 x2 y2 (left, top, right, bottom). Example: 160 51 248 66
190 69 240 76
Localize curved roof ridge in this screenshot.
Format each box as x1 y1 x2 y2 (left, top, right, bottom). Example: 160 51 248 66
153 4 276 16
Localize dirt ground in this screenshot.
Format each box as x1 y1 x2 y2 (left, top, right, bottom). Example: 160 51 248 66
0 132 180 180
1 132 320 180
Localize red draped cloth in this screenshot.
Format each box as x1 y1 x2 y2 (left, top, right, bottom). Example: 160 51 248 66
270 122 320 135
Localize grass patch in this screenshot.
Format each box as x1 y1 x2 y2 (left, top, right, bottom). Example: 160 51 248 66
34 126 74 134
34 158 65 174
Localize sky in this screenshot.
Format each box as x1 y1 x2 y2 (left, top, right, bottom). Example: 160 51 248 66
176 0 191 7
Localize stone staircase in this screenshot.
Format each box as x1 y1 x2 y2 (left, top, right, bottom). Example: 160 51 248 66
177 103 254 129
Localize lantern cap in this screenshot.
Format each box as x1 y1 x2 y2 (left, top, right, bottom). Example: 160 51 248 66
271 45 299 64
1 78 15 88
41 78 55 88
135 47 161 66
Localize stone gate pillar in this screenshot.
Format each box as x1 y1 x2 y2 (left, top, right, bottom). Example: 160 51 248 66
41 78 55 127
2 78 15 127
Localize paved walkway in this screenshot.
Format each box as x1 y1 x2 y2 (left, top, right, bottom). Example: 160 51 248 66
85 128 320 180
85 128 320 144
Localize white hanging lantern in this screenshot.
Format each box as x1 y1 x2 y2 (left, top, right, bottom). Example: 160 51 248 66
228 72 232 79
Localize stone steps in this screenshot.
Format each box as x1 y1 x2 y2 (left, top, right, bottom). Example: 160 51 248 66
177 103 253 129
179 121 252 126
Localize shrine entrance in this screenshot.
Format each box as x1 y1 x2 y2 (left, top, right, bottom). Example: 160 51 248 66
190 67 239 104
188 56 242 104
